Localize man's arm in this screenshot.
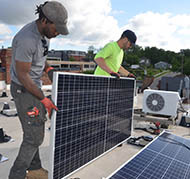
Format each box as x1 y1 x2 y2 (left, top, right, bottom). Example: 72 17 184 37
16 60 45 100
44 61 55 82
118 66 130 76
44 61 51 72
119 66 136 78
94 57 114 74
16 60 58 117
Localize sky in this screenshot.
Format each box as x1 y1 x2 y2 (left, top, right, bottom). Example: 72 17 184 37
0 0 190 53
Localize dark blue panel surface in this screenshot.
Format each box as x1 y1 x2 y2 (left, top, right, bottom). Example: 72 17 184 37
50 73 135 179
106 78 133 150
109 132 190 179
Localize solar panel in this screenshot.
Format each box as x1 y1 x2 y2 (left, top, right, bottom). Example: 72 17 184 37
49 72 135 179
107 131 190 179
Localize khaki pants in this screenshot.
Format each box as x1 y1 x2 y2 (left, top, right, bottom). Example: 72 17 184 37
9 81 47 179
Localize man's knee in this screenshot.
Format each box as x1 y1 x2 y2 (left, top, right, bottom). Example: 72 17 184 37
31 133 44 147
24 126 45 147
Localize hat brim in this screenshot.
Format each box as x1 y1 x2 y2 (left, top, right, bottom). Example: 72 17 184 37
128 39 136 47
56 24 69 35
131 42 136 47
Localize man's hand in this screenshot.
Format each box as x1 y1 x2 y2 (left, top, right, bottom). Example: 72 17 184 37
46 67 56 82
128 73 136 79
41 97 58 118
110 72 120 78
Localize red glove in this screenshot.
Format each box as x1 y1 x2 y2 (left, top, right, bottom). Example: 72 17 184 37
41 97 58 118
128 73 136 79
46 67 56 82
110 72 120 78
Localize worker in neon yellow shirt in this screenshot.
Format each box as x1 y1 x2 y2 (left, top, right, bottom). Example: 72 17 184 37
94 30 136 78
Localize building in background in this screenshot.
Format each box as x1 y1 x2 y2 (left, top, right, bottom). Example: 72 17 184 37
47 50 69 61
154 61 172 70
0 48 12 89
47 50 87 61
139 57 151 67
0 48 96 88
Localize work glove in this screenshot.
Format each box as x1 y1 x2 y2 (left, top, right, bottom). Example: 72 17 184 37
46 67 56 82
128 73 136 79
110 72 120 79
41 97 58 118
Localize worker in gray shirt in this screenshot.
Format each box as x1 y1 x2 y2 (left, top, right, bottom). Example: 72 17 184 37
9 1 69 179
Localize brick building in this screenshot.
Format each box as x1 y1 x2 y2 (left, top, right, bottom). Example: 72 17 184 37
0 48 12 84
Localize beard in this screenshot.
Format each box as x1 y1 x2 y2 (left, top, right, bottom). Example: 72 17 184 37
43 26 56 39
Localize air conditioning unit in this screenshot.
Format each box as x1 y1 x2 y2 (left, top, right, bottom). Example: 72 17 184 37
142 89 181 117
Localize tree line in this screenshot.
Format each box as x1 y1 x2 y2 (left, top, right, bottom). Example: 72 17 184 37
87 45 190 75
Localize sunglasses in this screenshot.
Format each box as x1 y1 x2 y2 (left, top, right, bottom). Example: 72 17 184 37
41 39 49 56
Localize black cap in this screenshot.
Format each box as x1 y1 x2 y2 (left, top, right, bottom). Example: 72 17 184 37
122 30 137 45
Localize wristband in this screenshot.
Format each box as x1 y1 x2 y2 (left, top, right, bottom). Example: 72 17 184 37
46 66 54 73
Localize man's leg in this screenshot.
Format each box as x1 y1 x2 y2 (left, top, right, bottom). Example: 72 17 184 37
28 149 42 170
9 82 46 179
9 132 44 179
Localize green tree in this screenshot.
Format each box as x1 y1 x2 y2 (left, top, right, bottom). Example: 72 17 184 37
182 49 190 57
123 54 139 66
171 58 181 72
86 46 96 60
183 57 190 75
127 45 144 57
144 47 166 65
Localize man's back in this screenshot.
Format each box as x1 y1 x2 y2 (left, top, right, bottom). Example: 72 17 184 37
10 21 49 87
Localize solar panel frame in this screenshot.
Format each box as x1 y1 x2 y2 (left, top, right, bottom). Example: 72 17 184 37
49 72 135 179
106 131 190 179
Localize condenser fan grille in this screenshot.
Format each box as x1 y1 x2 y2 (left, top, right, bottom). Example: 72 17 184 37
146 93 165 112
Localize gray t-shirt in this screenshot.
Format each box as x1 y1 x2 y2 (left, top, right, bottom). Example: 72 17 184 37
10 21 49 88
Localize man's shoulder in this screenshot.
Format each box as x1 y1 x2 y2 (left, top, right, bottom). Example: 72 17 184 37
101 41 115 52
14 21 39 42
13 23 41 51
105 41 115 47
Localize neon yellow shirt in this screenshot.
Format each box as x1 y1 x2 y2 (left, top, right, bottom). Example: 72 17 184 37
94 41 124 76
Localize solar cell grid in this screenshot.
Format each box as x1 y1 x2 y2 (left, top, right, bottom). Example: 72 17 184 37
108 132 190 179
49 73 135 179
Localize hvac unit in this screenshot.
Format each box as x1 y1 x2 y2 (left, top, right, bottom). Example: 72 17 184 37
142 89 181 117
